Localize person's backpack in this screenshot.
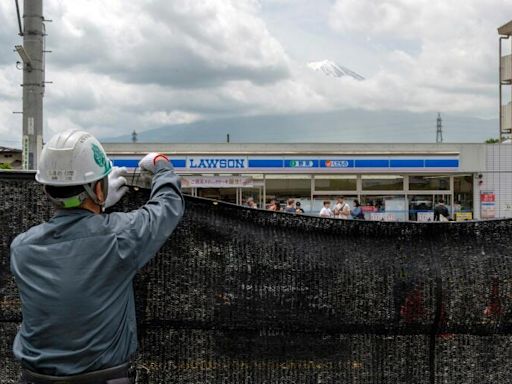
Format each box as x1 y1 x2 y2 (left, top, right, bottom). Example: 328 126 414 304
352 207 365 220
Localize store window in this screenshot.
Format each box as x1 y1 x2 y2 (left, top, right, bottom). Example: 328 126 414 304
197 188 237 204
265 175 312 212
408 194 453 221
454 175 474 220
362 175 404 191
408 195 434 221
360 195 407 221
314 175 357 191
409 175 450 191
311 195 358 216
241 174 264 208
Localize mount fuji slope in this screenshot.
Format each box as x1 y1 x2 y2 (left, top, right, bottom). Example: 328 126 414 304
307 59 364 80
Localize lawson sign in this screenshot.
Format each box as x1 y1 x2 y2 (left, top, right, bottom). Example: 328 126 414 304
188 157 246 169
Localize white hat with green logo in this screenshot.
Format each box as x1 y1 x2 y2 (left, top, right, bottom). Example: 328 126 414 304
36 130 112 208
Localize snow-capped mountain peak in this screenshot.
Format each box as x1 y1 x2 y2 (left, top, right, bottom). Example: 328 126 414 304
307 60 364 81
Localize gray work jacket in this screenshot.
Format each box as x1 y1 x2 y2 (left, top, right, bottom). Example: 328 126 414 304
10 162 184 375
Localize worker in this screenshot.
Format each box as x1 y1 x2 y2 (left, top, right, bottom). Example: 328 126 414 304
10 130 185 383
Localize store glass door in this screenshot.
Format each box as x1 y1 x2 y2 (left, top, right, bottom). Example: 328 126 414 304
434 194 452 218
408 195 434 221
242 187 263 208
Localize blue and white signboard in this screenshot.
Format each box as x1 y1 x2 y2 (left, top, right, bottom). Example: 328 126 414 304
112 155 459 173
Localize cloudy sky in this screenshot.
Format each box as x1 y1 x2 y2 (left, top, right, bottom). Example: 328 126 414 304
0 0 511 146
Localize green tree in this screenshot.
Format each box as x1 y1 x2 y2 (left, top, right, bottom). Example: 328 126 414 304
485 138 500 144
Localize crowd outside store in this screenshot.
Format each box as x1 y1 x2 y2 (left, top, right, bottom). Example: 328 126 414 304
260 196 454 222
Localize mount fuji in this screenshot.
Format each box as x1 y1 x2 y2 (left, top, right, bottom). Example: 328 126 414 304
307 59 364 81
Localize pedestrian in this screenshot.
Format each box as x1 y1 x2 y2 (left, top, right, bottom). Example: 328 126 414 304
351 199 365 220
334 196 351 219
434 199 450 221
246 197 257 209
320 200 334 218
295 201 305 215
285 198 296 213
10 130 185 383
268 199 280 211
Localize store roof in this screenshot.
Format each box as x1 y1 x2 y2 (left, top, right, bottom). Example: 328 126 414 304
498 20 512 36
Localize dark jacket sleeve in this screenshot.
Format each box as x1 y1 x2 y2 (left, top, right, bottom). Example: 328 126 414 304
111 161 185 269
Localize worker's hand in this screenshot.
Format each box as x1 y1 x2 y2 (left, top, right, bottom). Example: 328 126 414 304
104 166 129 208
138 152 169 174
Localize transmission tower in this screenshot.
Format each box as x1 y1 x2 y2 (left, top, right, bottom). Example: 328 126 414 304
436 112 443 143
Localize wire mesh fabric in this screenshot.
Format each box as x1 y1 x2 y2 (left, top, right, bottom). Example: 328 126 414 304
1 172 512 383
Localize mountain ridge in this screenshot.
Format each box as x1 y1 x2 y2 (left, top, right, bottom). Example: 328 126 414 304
101 109 498 144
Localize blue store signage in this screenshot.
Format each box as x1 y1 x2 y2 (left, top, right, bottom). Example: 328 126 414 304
112 156 459 171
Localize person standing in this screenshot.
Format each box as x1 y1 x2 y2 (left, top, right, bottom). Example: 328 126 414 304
351 199 365 220
295 201 305 215
320 200 334 218
268 199 280 211
434 199 450 221
334 196 351 219
10 130 185 383
246 197 257 209
285 198 296 213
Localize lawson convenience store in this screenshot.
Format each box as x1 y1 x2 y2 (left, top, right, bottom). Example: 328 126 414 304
104 142 492 221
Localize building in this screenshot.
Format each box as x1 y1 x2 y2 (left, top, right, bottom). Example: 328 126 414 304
499 19 512 142
0 146 22 169
103 142 512 221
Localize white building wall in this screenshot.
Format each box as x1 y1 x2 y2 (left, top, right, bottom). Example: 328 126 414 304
484 145 512 218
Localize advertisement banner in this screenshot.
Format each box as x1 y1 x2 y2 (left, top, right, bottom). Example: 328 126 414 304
417 212 434 222
455 212 473 222
369 212 397 222
182 176 254 189
480 192 496 219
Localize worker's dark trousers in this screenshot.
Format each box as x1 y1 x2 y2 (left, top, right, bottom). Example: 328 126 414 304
19 379 130 384
18 363 132 384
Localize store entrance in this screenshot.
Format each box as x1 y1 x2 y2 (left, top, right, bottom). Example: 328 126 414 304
408 194 452 221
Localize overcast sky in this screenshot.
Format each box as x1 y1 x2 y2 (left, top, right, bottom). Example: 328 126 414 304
0 0 511 146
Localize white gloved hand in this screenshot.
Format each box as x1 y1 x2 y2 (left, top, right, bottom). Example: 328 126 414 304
104 166 129 209
138 152 169 174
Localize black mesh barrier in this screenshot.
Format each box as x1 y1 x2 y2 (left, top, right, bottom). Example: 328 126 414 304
2 172 512 383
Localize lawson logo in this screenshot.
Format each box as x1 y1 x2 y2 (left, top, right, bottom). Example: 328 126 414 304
188 158 247 169
325 160 350 168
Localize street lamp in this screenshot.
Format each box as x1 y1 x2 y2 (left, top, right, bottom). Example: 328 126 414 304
14 44 32 71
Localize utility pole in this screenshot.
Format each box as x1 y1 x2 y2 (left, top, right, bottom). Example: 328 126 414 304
18 0 44 169
436 112 443 143
132 130 138 143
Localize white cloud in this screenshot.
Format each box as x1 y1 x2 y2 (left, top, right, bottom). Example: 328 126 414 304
0 0 509 147
47 0 290 87
328 0 510 115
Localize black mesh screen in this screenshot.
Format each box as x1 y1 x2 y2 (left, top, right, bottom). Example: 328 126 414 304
1 172 512 383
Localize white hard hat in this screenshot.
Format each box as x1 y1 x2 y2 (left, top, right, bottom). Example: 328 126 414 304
36 130 112 186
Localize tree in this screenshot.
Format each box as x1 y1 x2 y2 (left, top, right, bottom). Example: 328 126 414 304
485 138 500 144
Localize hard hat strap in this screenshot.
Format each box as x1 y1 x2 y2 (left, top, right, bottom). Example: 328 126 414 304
83 176 109 207
44 186 90 209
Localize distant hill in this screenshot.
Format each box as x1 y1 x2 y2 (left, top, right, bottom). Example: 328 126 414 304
101 109 498 144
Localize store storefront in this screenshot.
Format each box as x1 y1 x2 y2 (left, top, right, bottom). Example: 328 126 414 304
107 142 484 221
